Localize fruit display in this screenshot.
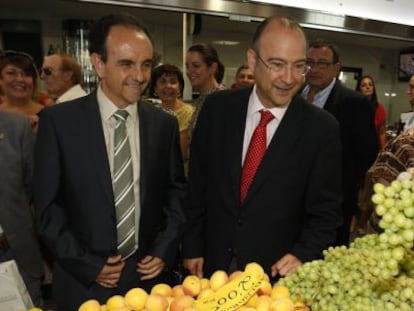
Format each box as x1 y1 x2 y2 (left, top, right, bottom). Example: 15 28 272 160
44 170 414 311
77 262 308 311
277 170 414 310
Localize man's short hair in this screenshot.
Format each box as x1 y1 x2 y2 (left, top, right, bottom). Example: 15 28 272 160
88 13 151 63
308 39 340 64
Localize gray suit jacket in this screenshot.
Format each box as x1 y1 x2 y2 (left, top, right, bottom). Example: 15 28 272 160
0 111 43 278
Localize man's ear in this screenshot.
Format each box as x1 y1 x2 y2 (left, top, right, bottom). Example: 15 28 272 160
90 53 105 79
62 70 73 83
247 48 257 73
334 62 342 77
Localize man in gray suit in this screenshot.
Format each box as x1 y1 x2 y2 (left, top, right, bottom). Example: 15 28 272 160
0 111 44 307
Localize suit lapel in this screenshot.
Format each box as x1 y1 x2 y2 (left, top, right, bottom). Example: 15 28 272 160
324 81 340 117
243 96 305 204
227 91 250 202
83 94 114 206
137 102 151 207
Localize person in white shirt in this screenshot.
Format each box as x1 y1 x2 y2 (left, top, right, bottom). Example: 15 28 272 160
40 53 87 104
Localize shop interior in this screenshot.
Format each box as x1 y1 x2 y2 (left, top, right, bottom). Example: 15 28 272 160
1 0 414 125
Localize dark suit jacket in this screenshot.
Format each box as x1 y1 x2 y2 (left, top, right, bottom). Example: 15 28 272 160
34 92 186 309
182 88 343 277
324 81 378 223
0 112 43 278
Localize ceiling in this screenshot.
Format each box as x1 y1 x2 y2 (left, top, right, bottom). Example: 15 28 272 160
1 0 414 51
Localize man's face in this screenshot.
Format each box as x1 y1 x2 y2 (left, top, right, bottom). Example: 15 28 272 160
92 25 153 109
305 46 341 91
235 68 255 88
247 20 307 108
408 75 414 109
40 54 68 97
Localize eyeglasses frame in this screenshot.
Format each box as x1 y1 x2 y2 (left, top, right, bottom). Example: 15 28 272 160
254 50 310 76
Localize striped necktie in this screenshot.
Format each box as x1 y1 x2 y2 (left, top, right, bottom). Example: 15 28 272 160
113 110 136 259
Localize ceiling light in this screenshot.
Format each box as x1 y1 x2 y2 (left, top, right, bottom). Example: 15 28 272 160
212 40 240 46
249 0 414 26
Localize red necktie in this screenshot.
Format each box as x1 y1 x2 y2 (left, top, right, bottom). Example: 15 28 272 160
240 110 275 204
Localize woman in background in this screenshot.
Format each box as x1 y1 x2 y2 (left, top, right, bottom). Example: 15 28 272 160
0 51 44 132
356 75 387 149
185 43 226 146
149 64 194 164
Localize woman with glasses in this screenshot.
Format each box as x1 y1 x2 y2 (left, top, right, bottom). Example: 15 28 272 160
0 51 44 132
356 75 387 149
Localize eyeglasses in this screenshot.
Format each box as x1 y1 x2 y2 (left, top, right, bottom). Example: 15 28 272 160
40 68 53 76
0 50 34 62
306 60 335 70
255 51 310 76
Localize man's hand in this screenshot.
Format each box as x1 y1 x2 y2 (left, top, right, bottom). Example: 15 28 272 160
137 256 165 280
96 254 125 288
183 257 204 278
271 254 302 277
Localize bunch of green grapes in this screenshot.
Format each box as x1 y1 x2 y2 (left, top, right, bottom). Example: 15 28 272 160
277 171 414 310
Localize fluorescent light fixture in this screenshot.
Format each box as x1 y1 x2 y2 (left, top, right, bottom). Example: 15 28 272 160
384 92 397 97
212 40 240 46
249 0 414 26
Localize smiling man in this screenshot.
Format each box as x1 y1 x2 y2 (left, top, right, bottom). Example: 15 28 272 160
34 14 186 311
182 16 342 281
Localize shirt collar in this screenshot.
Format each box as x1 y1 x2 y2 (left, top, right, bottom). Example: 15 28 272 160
302 78 336 108
248 85 288 121
97 85 138 123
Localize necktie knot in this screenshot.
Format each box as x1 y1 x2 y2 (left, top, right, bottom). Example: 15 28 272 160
114 110 129 123
258 110 274 127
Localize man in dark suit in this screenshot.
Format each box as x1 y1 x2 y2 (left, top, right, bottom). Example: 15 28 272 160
182 16 342 280
0 111 44 307
34 14 186 311
302 39 379 246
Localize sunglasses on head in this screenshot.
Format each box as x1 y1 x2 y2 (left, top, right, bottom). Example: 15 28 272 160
0 50 35 62
40 67 53 76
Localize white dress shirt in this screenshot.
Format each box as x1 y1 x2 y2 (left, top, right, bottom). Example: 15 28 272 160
56 84 87 104
97 86 141 250
242 85 288 165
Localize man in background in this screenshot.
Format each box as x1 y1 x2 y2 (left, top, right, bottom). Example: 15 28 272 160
0 111 44 307
231 63 255 89
34 14 186 310
40 53 87 103
302 39 378 246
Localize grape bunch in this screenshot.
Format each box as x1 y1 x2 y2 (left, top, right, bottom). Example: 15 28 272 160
277 171 414 310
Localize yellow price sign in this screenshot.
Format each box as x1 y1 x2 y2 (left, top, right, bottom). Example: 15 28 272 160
195 271 262 311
